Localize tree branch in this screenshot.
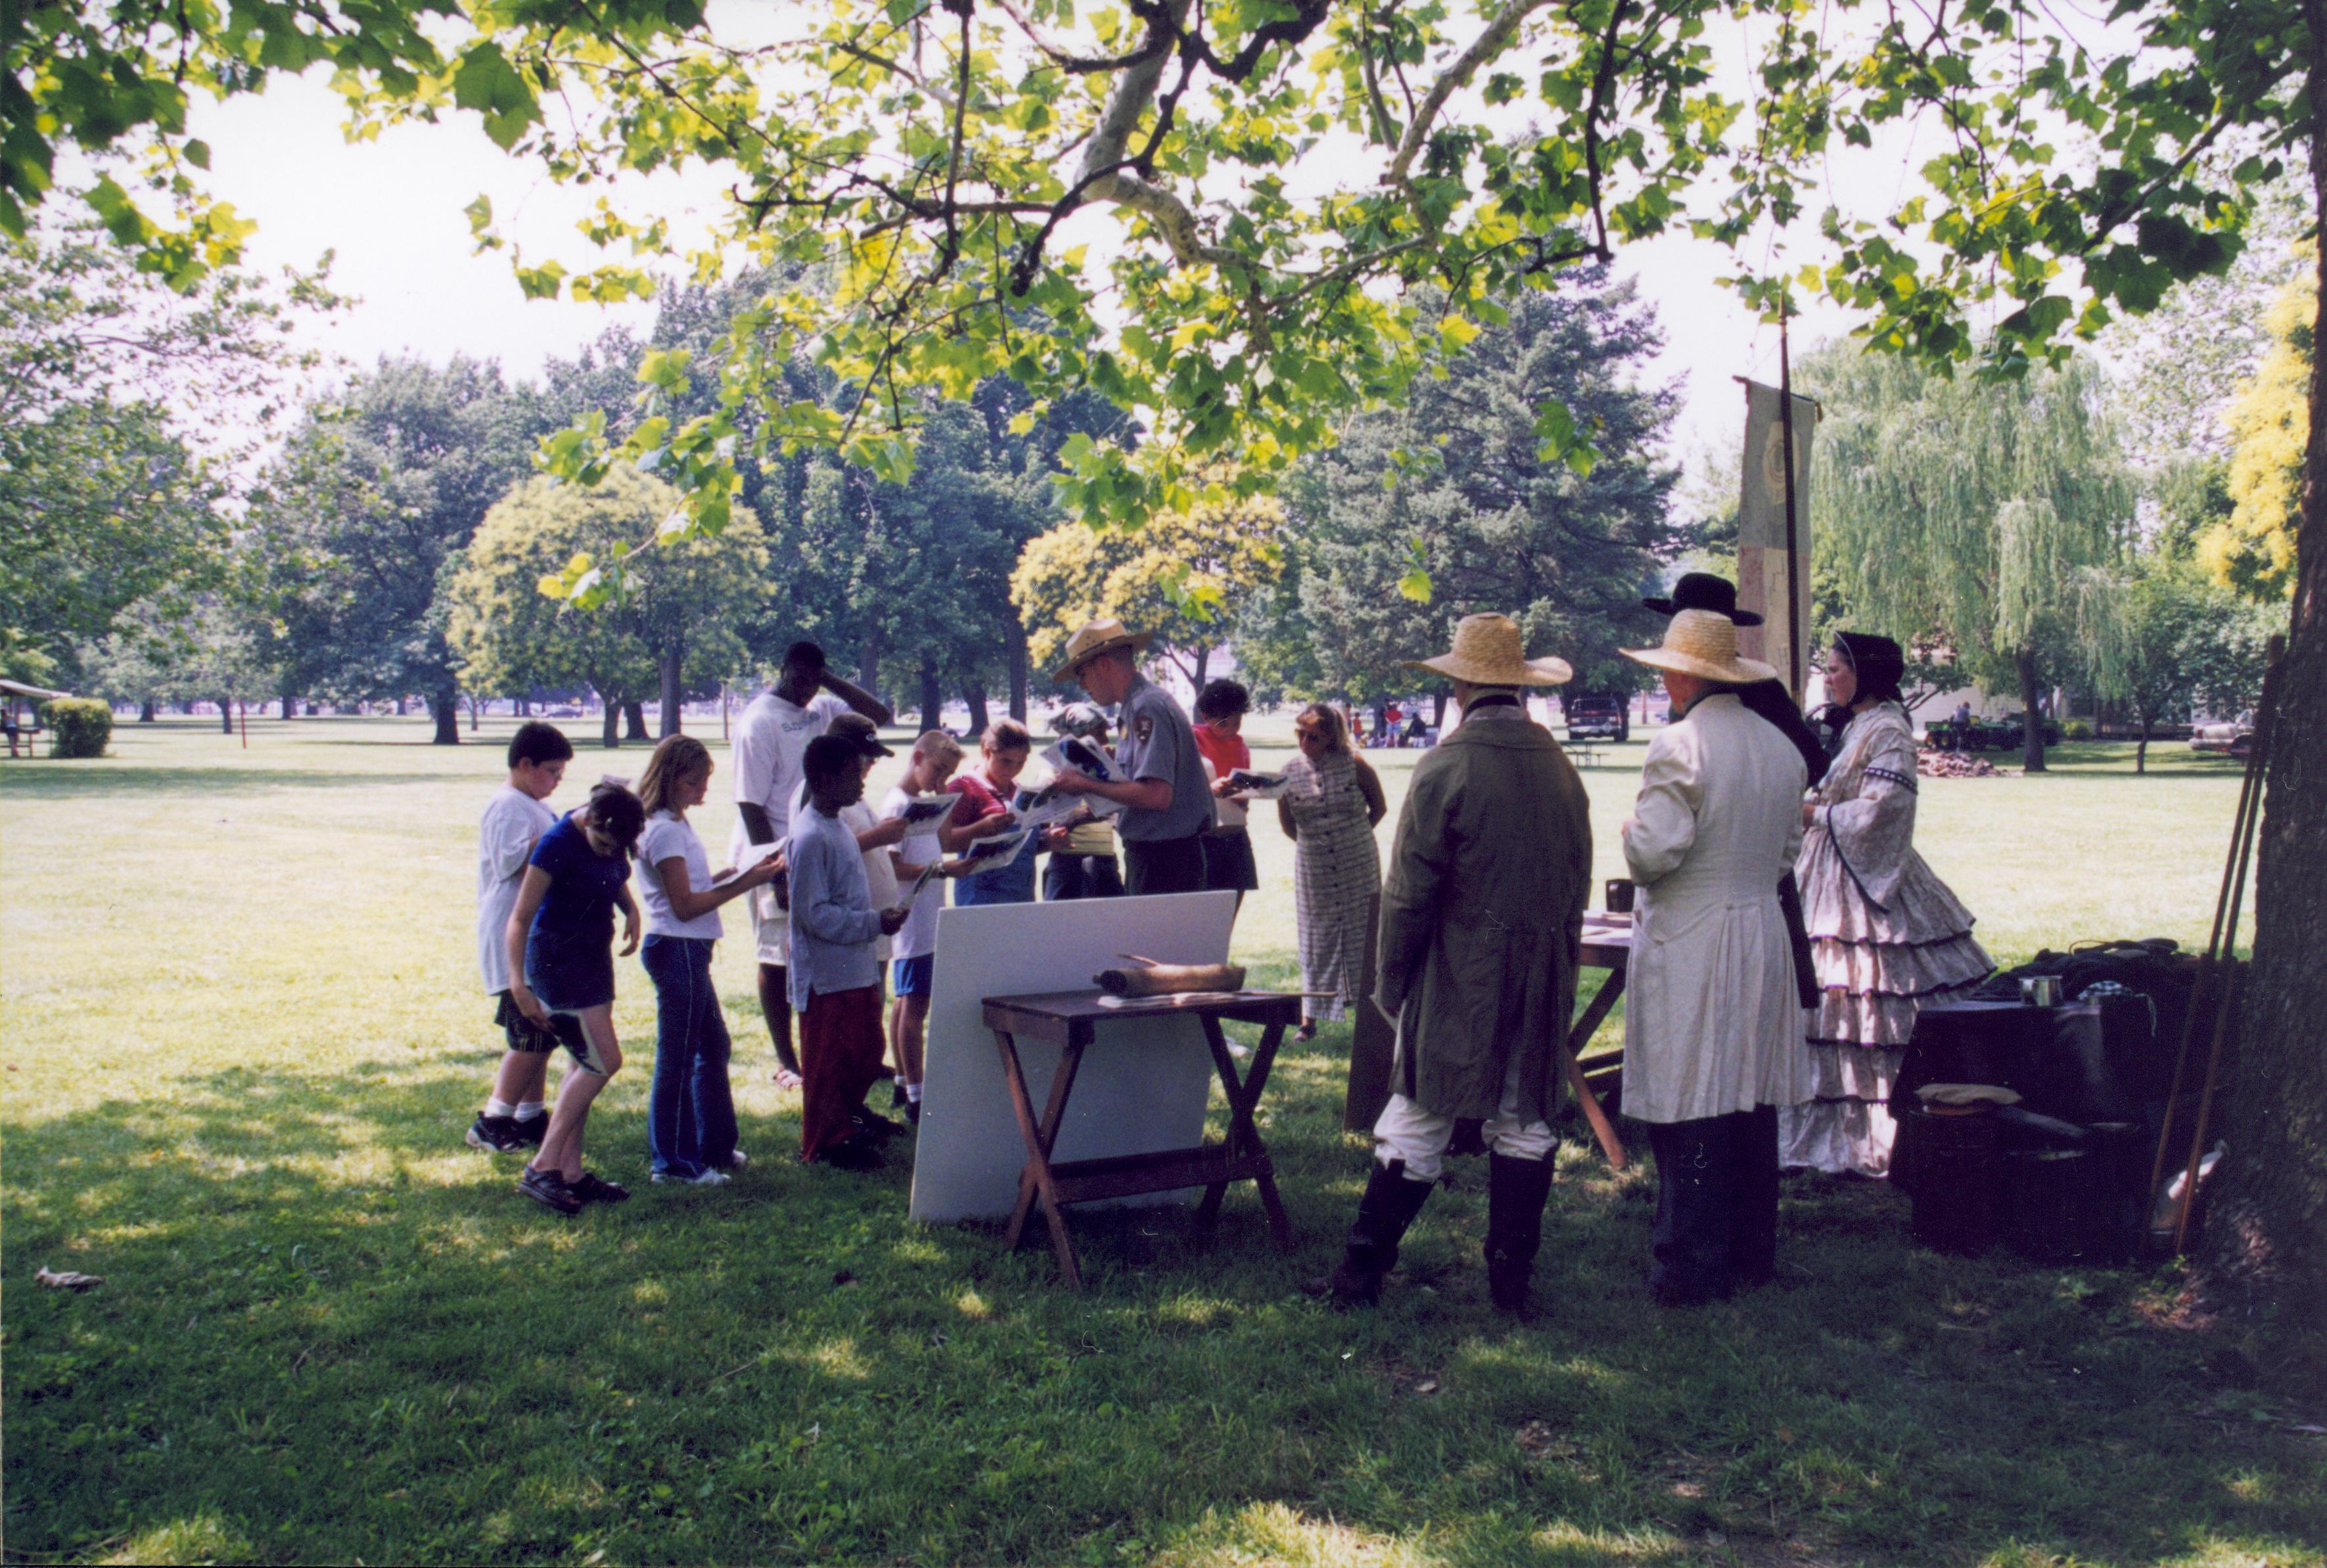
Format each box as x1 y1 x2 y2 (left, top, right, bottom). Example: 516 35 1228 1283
1383 0 1557 187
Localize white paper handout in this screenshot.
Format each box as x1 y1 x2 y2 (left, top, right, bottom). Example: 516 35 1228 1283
1042 737 1125 816
890 793 956 827
733 837 785 870
1227 768 1289 800
959 824 1034 868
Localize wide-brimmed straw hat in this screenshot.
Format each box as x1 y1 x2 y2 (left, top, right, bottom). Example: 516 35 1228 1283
1405 613 1573 687
1621 608 1778 685
1051 618 1156 683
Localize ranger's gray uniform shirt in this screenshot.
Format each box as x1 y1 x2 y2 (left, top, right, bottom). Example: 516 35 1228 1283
1113 672 1212 842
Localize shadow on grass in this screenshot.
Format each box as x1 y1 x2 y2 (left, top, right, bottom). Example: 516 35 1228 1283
0 767 467 798
5 1043 2320 1567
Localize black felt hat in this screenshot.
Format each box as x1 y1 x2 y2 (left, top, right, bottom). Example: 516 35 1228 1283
1644 571 1763 627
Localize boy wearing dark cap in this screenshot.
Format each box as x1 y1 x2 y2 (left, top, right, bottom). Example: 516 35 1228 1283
785 733 909 1170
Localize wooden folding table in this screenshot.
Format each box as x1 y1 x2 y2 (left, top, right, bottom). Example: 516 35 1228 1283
980 988 1302 1289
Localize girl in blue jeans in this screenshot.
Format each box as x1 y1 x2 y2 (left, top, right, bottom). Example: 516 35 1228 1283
634 737 781 1184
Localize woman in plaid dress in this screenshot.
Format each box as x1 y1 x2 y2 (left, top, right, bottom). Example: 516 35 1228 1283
1277 704 1388 1039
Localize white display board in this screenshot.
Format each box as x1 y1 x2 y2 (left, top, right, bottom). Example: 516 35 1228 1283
908 891 1237 1224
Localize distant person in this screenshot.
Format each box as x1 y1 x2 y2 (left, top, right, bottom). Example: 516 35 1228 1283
633 736 779 1186
786 735 910 1169
1314 616 1590 1316
945 718 1052 906
731 642 892 1090
1192 679 1259 917
1042 705 1126 901
469 721 574 1155
1275 704 1387 1043
505 780 649 1214
1787 633 1991 1177
1049 619 1211 895
884 731 970 1122
1618 611 1807 1304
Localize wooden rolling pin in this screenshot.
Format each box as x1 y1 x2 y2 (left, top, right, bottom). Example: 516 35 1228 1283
1093 961 1248 997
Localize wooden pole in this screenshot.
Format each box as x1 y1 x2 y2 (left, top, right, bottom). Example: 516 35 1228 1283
239 700 248 749
1777 295 1803 697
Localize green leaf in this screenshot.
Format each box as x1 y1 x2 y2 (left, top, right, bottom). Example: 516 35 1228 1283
1398 568 1433 603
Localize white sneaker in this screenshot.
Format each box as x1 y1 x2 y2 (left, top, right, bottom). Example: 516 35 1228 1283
727 1150 750 1170
651 1168 731 1186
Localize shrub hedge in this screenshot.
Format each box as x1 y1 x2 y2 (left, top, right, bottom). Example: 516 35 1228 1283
42 697 112 758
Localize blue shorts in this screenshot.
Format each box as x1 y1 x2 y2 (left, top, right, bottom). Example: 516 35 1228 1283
892 953 934 998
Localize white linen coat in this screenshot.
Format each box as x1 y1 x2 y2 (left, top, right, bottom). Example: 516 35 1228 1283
1620 691 1810 1124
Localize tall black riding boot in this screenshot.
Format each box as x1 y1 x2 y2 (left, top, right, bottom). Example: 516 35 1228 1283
1323 1159 1435 1307
1485 1152 1555 1314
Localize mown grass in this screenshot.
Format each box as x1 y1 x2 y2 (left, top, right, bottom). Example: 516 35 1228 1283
4 715 2319 1567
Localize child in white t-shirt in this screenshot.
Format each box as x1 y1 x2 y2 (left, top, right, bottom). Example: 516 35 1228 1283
468 722 573 1155
634 735 779 1184
882 730 969 1120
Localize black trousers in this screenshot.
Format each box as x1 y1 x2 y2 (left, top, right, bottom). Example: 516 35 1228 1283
1646 1105 1780 1301
1122 835 1207 896
1044 852 1125 902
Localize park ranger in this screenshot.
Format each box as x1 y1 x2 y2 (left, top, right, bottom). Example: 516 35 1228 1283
1049 618 1213 896
1312 613 1594 1316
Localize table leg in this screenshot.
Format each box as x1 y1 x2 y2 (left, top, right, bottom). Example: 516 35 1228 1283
994 1029 1088 1289
1565 970 1628 1169
1198 1017 1297 1251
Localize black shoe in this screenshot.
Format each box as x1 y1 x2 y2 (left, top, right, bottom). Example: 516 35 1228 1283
820 1136 885 1172
904 1098 921 1126
570 1170 631 1204
1312 1160 1434 1309
467 1114 527 1154
851 1106 909 1141
515 1113 549 1147
891 1080 910 1109
1485 1153 1555 1316
518 1165 582 1215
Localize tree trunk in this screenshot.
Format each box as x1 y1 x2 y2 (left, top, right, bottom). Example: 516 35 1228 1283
138 699 155 723
919 658 944 734
1431 692 1447 727
468 694 480 733
219 699 233 735
1007 617 1029 722
2016 648 2046 772
600 695 620 748
659 639 685 737
1193 645 1210 691
859 632 882 708
281 691 297 721
429 687 460 745
624 699 649 741
2200 22 2327 1398
963 680 990 738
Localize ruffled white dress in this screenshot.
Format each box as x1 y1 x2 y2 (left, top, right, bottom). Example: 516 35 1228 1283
1784 703 1991 1176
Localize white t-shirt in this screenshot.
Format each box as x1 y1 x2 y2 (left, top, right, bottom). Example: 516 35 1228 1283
477 783 557 994
635 810 723 941
841 797 900 962
731 689 851 831
884 783 946 959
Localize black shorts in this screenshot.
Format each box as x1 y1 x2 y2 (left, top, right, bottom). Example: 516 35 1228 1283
1122 834 1208 896
494 991 599 1069
1201 828 1258 893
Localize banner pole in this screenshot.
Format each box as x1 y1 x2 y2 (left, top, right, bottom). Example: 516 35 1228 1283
1777 294 1803 697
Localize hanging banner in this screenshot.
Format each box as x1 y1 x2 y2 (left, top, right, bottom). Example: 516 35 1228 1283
1735 379 1821 695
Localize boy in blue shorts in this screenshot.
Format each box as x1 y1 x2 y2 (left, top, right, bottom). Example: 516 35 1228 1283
469 721 574 1153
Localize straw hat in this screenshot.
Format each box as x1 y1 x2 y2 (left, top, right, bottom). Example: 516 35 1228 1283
1051 617 1156 683
1405 613 1573 687
1621 608 1778 685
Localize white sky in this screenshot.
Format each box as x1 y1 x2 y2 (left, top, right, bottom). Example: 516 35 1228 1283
175 23 1968 483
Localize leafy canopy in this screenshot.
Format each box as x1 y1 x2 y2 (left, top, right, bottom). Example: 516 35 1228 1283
4 0 2294 584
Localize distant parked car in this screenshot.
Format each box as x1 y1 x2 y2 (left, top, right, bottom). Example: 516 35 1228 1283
1925 716 2062 752
2190 722 2253 757
1565 695 1630 743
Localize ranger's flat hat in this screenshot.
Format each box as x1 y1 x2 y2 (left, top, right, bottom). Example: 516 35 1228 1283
1405 613 1572 687
1053 618 1155 683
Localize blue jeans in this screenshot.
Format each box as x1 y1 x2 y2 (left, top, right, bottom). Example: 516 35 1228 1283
640 935 736 1178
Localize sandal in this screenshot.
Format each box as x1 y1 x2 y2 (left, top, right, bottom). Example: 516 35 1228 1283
772 1067 805 1090
1295 1021 1318 1041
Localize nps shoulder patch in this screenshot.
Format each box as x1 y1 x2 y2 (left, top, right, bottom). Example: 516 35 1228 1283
1135 714 1155 745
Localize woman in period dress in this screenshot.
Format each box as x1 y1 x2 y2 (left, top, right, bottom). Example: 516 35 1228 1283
1786 633 1992 1177
1276 703 1388 1041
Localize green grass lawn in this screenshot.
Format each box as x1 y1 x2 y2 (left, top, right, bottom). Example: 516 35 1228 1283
5 716 2320 1567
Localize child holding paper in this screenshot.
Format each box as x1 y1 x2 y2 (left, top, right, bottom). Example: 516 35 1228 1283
943 718 1064 906
633 736 781 1185
883 731 968 1120
787 735 911 1169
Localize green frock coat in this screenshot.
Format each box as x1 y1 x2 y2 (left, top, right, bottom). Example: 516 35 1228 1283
1373 704 1593 1122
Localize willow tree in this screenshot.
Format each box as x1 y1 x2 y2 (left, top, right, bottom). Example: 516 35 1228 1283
1809 350 2133 771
